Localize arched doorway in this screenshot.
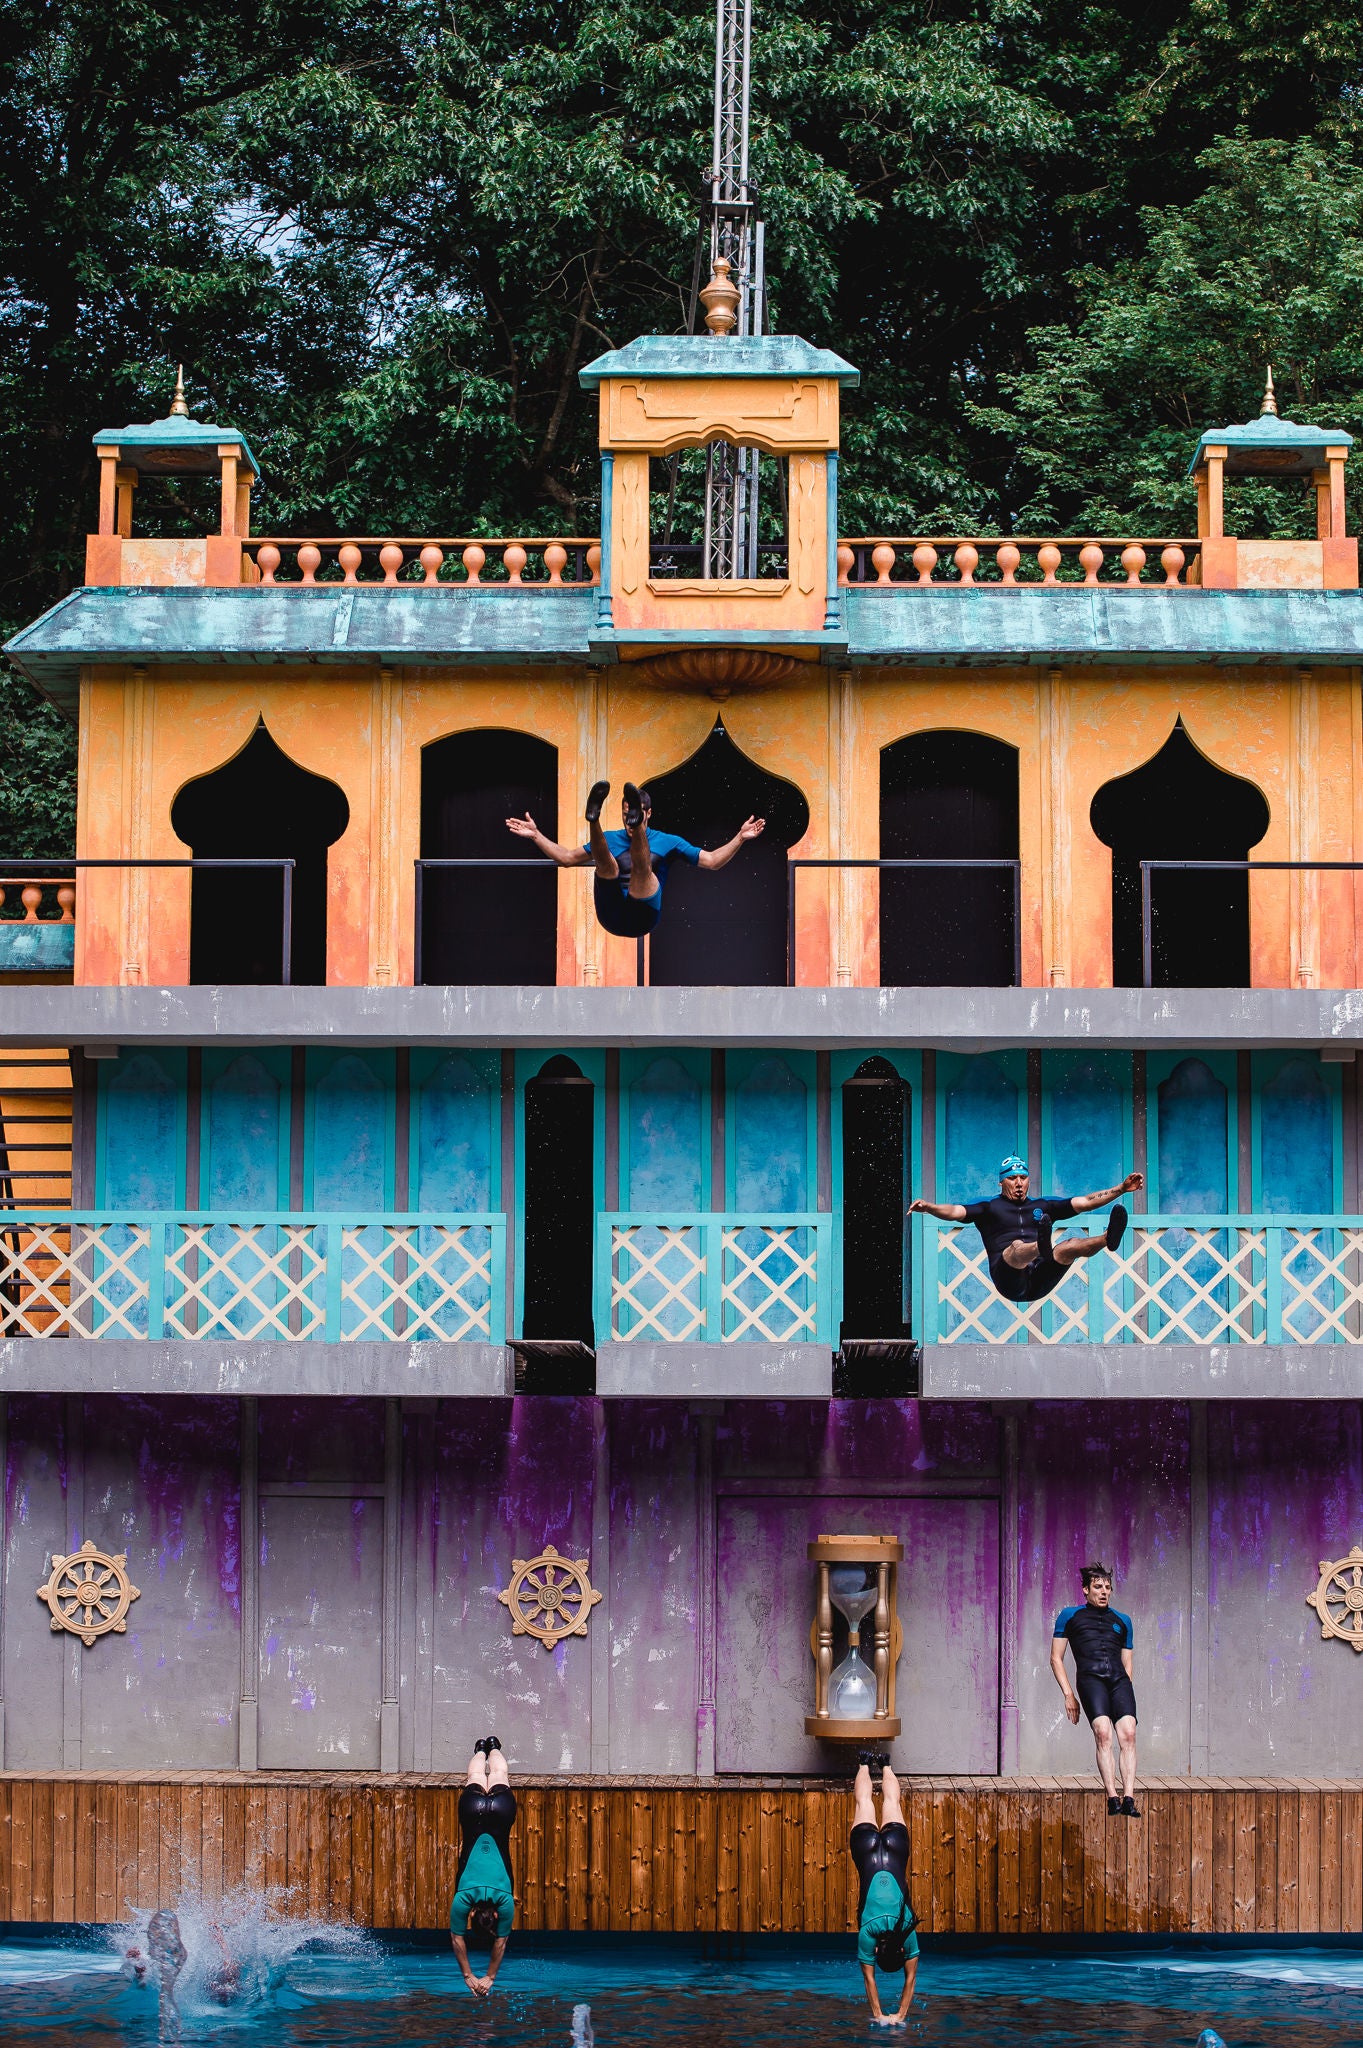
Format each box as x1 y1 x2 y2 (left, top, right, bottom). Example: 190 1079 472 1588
420 729 558 985
879 731 1019 985
643 718 810 986
1091 722 1269 986
171 722 349 985
839 1056 911 1342
521 1054 595 1348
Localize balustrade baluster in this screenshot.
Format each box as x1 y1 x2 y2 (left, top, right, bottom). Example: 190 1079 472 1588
587 545 601 585
462 544 485 584
1161 546 1185 585
544 543 567 585
1037 544 1061 585
256 544 281 584
996 544 1020 585
1121 545 1146 585
420 545 444 584
1079 543 1104 584
836 544 854 587
954 544 978 585
338 544 362 584
911 544 937 584
504 544 527 585
872 544 896 585
297 544 321 585
379 544 404 585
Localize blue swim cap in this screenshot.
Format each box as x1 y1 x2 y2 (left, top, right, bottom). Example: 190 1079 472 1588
999 1155 1028 1179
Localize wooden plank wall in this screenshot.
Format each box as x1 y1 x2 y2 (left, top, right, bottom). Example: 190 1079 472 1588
1 1777 1360 1935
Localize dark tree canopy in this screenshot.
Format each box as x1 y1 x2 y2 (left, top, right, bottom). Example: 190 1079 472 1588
5 0 1363 844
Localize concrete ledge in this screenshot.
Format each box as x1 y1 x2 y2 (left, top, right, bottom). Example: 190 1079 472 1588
920 1342 1363 1401
0 1339 514 1398
595 1341 831 1398
5 981 1363 1049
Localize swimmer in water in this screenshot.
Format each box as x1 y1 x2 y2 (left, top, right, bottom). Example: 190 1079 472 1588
450 1735 517 1998
205 1921 244 2005
849 1754 919 2026
145 1908 188 2041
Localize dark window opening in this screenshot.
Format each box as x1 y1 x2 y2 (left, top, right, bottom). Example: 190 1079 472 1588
880 731 1019 986
1091 721 1270 987
642 717 810 987
171 721 349 985
840 1057 911 1342
420 730 558 986
649 447 788 579
521 1054 595 1347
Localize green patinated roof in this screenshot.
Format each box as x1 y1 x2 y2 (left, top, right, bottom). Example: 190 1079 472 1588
9 584 1363 724
92 411 263 479
579 335 860 387
1188 412 1354 477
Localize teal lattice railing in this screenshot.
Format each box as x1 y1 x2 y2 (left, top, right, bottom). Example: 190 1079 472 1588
914 1213 1363 1345
596 1213 835 1345
0 1212 506 1342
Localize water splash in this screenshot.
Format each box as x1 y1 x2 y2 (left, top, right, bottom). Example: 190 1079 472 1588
571 2002 595 2047
112 1886 376 2031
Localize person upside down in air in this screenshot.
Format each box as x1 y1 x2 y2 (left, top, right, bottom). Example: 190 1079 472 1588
506 780 765 938
909 1155 1144 1305
450 1736 516 1999
849 1753 919 2026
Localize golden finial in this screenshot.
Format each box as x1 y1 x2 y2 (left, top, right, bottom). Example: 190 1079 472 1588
699 257 740 336
1260 363 1278 418
169 364 190 417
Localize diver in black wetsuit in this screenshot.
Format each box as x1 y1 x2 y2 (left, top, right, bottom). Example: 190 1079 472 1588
1051 1562 1141 1817
848 1755 919 2026
450 1736 517 1999
909 1156 1143 1304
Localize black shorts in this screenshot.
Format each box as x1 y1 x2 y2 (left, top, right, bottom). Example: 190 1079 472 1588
849 1821 910 1921
1077 1673 1138 1727
593 877 661 937
457 1783 517 1887
989 1251 1066 1303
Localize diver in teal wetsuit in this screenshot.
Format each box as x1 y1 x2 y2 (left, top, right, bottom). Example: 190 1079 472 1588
450 1737 516 1999
849 1756 919 2026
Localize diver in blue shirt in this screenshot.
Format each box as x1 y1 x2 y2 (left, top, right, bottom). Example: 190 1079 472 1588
1051 1563 1141 1817
507 780 765 938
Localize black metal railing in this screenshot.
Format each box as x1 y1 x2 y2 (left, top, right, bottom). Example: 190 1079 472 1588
0 858 295 984
1139 859 1363 988
414 858 653 987
786 858 1023 989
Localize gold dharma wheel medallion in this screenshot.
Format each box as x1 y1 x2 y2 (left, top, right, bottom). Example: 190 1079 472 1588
37 1539 141 1648
498 1544 601 1649
1306 1546 1363 1652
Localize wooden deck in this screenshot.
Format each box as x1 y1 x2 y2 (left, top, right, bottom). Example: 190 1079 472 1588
1 1774 1360 1935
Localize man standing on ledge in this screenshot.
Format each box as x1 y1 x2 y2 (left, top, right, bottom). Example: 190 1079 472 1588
909 1156 1144 1305
1051 1563 1141 1817
507 780 765 938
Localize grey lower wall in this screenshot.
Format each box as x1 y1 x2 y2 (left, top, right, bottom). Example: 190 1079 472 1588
0 1339 513 1397
595 1343 831 1398
4 980 1363 1049
921 1343 1363 1401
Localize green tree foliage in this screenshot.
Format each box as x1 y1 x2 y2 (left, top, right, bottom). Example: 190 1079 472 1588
3 0 1363 840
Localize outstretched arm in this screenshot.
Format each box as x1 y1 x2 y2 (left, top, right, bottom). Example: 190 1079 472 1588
908 1196 968 1222
1070 1171 1143 1215
505 813 593 866
861 1962 887 2020
698 816 765 870
894 1959 918 2020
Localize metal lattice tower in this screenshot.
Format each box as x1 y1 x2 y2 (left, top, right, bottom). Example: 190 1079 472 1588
702 0 765 578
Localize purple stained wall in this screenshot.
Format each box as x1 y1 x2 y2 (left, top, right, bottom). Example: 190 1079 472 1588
2 1393 1361 1778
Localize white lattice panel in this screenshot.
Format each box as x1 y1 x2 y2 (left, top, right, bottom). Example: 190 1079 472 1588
721 1225 817 1342
162 1223 326 1340
0 1220 153 1338
611 1225 706 1341
1279 1227 1363 1343
1101 1227 1265 1345
339 1223 495 1340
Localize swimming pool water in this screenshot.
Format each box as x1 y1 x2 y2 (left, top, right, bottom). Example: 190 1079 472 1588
2 1933 1362 2045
